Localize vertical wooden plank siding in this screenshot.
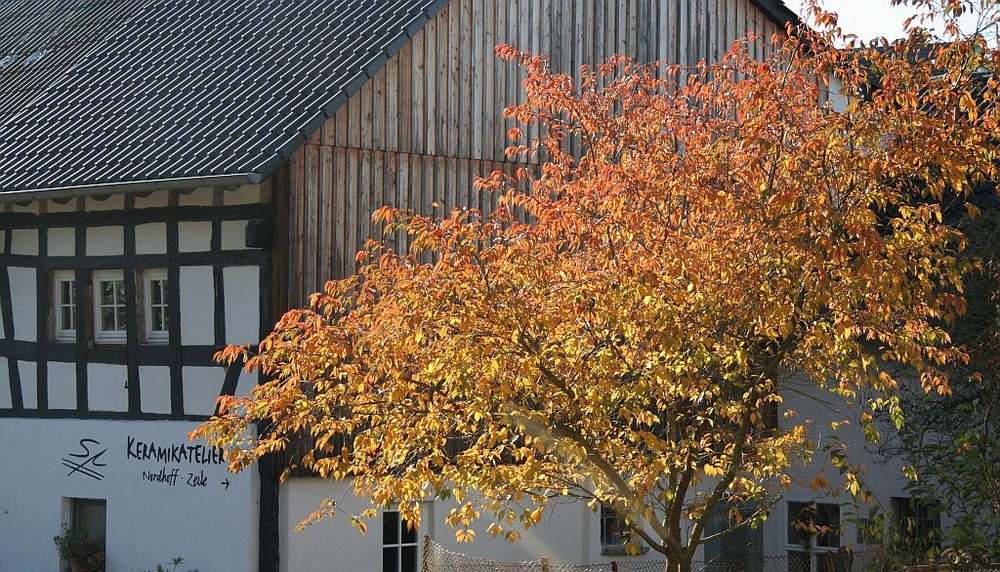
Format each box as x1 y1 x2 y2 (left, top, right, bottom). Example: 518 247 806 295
278 0 790 303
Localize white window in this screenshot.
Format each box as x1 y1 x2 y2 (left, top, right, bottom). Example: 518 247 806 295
787 502 841 572
382 510 418 572
71 498 106 546
787 501 840 549
704 503 762 572
53 271 77 342
57 269 172 345
601 505 626 552
93 270 127 344
600 505 647 556
892 497 941 552
144 269 169 344
58 497 106 572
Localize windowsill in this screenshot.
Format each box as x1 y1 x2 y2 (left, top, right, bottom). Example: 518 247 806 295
50 339 172 347
145 332 169 345
786 546 843 553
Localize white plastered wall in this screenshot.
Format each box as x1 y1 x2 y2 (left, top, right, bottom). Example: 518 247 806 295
759 374 917 559
280 372 921 570
0 418 257 572
281 478 622 571
9 266 37 342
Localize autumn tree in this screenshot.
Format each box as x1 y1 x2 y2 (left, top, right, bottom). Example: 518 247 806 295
813 0 1000 559
194 6 998 571
888 199 1000 558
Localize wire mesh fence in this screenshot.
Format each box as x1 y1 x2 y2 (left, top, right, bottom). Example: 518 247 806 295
424 536 666 572
423 538 905 572
703 550 886 572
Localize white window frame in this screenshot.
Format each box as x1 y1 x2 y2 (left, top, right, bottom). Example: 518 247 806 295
53 270 77 343
786 501 841 572
601 505 627 553
70 497 107 546
787 501 841 550
382 510 419 572
891 497 941 551
600 505 648 556
143 269 169 344
93 270 127 344
59 496 106 571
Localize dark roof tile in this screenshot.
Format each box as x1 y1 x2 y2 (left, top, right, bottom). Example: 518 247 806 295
0 0 793 197
0 0 447 195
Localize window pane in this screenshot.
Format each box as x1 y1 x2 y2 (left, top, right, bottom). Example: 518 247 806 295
601 506 623 546
817 504 839 547
401 546 417 572
101 281 115 304
152 307 166 331
383 511 399 545
115 280 125 304
788 502 808 546
72 499 106 546
115 306 126 330
788 502 839 548
382 547 398 572
401 518 417 544
152 280 165 305
62 306 75 330
102 308 116 331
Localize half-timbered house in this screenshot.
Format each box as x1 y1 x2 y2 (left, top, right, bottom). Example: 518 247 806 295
0 1 924 571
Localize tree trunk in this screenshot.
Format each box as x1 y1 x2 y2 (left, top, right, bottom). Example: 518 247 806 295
665 554 693 572
69 558 87 572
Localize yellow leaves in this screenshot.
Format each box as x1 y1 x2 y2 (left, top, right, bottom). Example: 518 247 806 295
187 19 1000 555
703 463 726 478
844 472 862 497
809 473 830 492
447 504 482 530
920 370 952 396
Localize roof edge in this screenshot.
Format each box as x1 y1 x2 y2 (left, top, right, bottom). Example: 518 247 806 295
249 0 452 181
0 173 262 204
750 0 800 28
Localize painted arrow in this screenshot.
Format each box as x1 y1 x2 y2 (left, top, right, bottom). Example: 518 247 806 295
221 478 230 490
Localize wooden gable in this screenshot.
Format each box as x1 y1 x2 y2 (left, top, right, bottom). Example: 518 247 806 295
274 0 792 308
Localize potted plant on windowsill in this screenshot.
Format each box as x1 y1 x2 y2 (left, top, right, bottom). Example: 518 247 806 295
53 528 105 572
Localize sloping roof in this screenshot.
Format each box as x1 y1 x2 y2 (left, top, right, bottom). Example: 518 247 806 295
751 0 799 28
0 0 448 199
0 0 795 200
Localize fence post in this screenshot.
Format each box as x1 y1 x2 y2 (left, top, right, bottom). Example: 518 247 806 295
541 555 550 572
423 534 431 572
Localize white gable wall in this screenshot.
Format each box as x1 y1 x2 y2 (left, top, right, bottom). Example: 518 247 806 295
0 418 257 571
281 479 605 571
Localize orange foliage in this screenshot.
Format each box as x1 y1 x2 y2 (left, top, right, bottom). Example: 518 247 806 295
194 8 998 565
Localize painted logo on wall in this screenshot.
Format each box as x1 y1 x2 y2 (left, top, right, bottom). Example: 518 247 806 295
61 438 108 481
